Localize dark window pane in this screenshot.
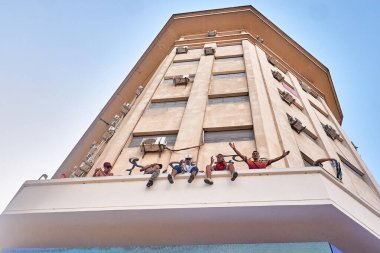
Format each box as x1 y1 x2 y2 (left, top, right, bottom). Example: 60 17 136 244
204 130 254 143
129 134 177 148
213 72 246 79
338 154 364 176
208 96 249 105
150 101 187 109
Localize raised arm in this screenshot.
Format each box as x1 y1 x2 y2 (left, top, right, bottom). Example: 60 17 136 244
209 156 215 167
229 142 248 162
313 158 335 166
268 150 290 165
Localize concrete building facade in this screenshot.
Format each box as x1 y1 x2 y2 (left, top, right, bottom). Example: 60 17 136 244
1 6 379 252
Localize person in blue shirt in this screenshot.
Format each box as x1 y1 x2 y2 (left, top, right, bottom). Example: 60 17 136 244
168 154 199 184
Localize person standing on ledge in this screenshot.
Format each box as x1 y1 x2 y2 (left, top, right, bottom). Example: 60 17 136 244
229 142 290 169
140 163 163 187
93 162 114 177
204 154 238 185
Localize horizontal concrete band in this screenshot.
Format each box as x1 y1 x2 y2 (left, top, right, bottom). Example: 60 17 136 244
1 167 379 251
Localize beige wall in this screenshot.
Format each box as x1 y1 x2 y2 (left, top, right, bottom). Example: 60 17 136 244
215 44 243 58
209 73 248 97
152 79 192 102
65 37 379 211
134 106 185 135
212 57 245 74
204 99 253 130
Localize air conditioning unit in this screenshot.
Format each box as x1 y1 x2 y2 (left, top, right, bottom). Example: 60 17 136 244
324 124 340 140
288 116 306 134
87 141 98 157
207 30 217 37
71 166 86 178
300 82 312 93
84 156 94 167
140 137 167 157
136 85 144 96
280 91 296 105
79 162 92 173
272 70 284 82
173 75 190 86
102 126 116 141
300 81 319 98
267 56 278 66
176 46 188 54
204 46 215 56
255 35 264 43
121 102 131 115
110 115 120 127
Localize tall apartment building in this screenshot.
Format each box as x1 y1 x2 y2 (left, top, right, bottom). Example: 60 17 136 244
1 6 379 252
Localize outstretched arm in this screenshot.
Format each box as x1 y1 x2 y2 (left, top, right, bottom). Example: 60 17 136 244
209 156 215 167
268 150 290 165
229 142 248 162
313 158 335 166
140 163 154 172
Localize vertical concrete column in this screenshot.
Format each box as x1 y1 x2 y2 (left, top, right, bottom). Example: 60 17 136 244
242 40 284 167
288 74 337 174
88 48 177 175
319 97 380 195
253 43 304 168
170 43 216 164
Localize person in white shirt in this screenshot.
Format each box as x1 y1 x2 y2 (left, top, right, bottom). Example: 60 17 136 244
168 154 199 184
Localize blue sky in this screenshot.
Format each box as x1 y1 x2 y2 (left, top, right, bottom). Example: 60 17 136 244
0 0 379 212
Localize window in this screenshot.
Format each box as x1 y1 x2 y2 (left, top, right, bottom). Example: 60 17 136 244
149 101 187 109
338 154 364 177
204 129 254 143
310 101 328 117
208 96 249 105
282 81 300 99
301 152 314 167
214 57 243 62
172 60 199 66
212 72 246 79
129 134 177 148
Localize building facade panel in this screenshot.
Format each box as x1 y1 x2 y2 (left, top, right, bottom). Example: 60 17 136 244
209 72 248 97
215 44 243 58
2 6 380 252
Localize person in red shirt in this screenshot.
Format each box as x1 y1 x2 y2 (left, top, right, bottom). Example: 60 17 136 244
229 142 290 169
93 162 114 177
204 154 238 185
